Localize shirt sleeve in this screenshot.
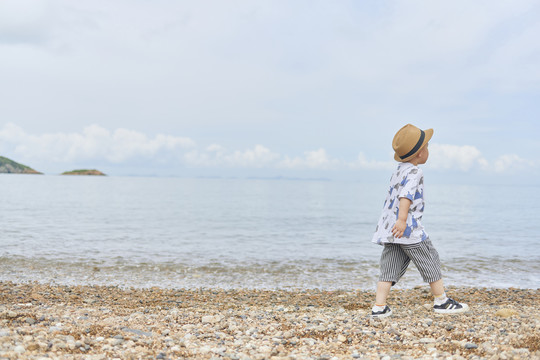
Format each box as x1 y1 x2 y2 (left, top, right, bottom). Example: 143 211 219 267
397 168 420 202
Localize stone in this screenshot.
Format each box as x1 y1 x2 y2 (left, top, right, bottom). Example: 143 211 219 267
464 343 478 349
122 328 153 337
6 311 17 319
481 341 496 354
337 334 347 343
496 308 518 318
111 338 124 346
202 315 218 324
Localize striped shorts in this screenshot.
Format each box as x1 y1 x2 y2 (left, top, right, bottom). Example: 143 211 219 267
379 239 442 285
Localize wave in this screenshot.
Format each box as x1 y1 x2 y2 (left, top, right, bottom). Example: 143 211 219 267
1 255 538 290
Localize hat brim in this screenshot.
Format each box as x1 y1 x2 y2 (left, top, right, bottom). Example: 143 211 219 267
394 128 433 162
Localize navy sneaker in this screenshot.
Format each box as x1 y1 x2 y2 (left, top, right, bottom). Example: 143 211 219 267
371 305 392 318
433 298 469 314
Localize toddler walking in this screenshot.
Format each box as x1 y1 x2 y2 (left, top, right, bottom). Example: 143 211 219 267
371 124 469 318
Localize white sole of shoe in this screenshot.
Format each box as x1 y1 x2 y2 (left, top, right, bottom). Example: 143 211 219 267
371 309 393 318
434 303 469 314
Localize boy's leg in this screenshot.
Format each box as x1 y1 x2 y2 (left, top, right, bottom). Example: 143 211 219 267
375 281 393 306
372 244 410 317
402 239 442 285
372 281 393 317
403 240 469 314
379 243 411 286
430 279 445 297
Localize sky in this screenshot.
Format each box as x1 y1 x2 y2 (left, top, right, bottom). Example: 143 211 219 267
1 0 539 184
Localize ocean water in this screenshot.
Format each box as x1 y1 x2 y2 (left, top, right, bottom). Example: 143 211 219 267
1 174 538 290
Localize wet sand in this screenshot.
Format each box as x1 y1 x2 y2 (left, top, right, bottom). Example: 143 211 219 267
1 282 538 359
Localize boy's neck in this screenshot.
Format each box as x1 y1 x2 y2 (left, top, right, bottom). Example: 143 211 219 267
401 160 421 167
406 154 423 166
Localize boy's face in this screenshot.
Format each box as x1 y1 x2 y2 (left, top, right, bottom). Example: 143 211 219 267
417 144 429 164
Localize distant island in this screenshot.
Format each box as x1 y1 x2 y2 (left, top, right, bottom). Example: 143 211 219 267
61 169 106 176
0 156 42 174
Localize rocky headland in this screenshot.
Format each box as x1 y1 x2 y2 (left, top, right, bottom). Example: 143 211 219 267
0 156 42 174
0 282 538 359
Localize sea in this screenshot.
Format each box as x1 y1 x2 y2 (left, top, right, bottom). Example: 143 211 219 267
1 174 539 290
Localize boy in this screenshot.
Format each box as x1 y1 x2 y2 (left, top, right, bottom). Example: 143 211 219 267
371 124 469 318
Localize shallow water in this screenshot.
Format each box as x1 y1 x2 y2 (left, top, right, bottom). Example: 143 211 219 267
1 175 539 289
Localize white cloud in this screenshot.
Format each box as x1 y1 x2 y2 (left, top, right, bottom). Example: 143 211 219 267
0 124 537 177
350 153 394 171
429 143 489 171
427 143 539 174
226 145 281 168
206 144 226 153
0 123 195 164
493 154 537 173
184 145 280 168
279 149 342 170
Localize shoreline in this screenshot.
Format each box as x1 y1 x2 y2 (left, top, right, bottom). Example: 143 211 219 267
1 282 538 359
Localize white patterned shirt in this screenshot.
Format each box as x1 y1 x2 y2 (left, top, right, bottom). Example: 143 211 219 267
372 162 428 245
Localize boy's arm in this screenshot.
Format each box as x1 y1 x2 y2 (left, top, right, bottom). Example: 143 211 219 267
392 197 412 238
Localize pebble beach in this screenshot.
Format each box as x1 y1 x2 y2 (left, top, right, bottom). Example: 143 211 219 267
1 282 538 359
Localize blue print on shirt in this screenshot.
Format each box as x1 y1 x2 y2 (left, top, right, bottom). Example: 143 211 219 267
403 226 412 237
400 177 409 186
411 217 418 228
414 190 423 200
404 192 414 201
388 198 395 209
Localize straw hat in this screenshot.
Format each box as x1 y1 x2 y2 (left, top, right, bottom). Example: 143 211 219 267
392 124 434 162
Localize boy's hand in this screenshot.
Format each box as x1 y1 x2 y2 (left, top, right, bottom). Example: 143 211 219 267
392 219 407 238
392 198 412 239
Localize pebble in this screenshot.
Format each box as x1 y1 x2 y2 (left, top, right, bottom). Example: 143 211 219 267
337 334 347 343
202 315 220 324
419 337 437 344
0 282 538 360
496 308 519 318
122 327 153 337
481 341 496 354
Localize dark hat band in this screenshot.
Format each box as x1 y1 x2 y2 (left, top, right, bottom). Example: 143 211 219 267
399 130 425 160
